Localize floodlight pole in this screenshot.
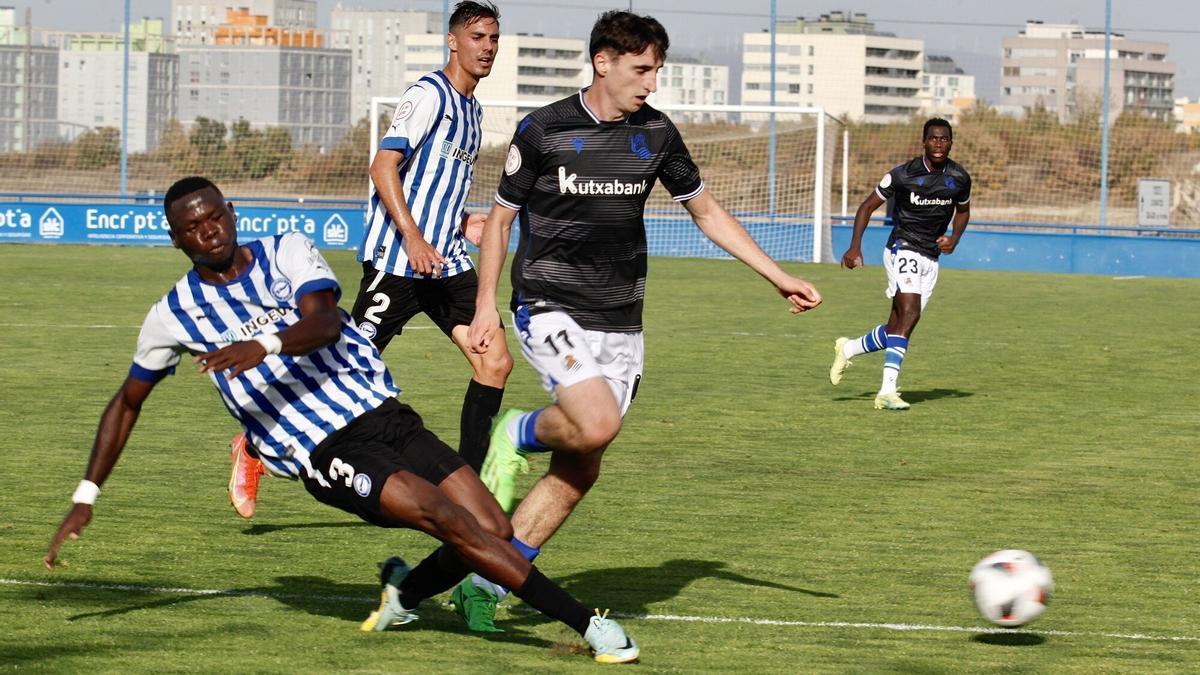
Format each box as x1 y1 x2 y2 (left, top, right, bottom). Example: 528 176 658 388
1099 0 1112 228
120 0 130 195
767 0 777 218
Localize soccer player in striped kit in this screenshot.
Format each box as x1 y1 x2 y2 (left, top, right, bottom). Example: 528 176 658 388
228 1 514 521
45 177 640 664
830 118 972 410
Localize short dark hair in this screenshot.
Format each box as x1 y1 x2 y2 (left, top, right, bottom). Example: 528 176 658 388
449 1 500 31
923 117 952 141
589 10 669 61
164 176 220 216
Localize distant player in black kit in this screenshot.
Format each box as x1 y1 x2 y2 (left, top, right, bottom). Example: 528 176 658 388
451 10 822 632
830 118 972 410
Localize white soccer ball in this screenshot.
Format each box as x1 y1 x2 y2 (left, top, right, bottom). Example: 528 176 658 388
969 549 1053 627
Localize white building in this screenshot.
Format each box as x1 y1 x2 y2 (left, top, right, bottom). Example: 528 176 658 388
920 54 975 122
178 44 350 148
330 7 440 125
650 58 729 122
1000 21 1175 122
172 0 317 44
54 21 177 153
741 12 923 122
402 32 587 146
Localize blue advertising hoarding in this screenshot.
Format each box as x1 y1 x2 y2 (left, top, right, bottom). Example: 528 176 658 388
0 201 366 250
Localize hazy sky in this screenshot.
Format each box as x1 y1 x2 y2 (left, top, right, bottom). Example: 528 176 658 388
8 0 1200 99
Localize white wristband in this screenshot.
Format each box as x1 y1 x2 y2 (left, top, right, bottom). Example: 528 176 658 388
254 333 283 355
72 480 100 505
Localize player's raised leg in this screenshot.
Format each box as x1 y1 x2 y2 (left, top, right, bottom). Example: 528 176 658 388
460 376 620 631
830 324 888 385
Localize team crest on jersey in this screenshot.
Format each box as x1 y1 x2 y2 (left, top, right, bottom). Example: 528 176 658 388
352 472 373 497
270 277 293 301
630 133 651 160
946 177 956 190
572 137 585 154
505 144 522 175
357 321 378 340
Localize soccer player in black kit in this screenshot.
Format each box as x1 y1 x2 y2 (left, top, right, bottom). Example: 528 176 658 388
830 118 972 410
451 10 823 632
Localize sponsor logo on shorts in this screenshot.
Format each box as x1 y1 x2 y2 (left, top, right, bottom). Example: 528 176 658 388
357 321 378 340
353 472 372 497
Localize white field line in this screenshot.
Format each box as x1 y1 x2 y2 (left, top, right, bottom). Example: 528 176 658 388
3 577 1197 643
1112 275 1147 280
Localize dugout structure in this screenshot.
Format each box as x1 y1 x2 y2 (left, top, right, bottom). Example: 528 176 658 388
371 97 841 263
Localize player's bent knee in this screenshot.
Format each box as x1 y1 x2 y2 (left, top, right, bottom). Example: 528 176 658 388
575 414 620 452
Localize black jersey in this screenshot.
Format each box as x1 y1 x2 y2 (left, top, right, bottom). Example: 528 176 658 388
495 90 704 332
875 155 971 259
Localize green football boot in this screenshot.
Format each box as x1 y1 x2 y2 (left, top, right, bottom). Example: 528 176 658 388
480 409 530 512
451 579 503 633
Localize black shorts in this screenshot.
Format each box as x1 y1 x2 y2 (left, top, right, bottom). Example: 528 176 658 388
302 398 467 527
350 263 480 350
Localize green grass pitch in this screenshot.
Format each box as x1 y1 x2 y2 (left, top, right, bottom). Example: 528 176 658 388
1 243 1197 672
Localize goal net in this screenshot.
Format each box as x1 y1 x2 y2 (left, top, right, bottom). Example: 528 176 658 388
372 98 838 262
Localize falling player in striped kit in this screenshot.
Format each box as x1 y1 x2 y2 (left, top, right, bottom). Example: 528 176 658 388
45 177 640 664
228 1 513 520
830 118 972 410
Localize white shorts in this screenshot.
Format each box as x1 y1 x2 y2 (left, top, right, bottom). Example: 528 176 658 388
513 308 644 417
883 246 939 311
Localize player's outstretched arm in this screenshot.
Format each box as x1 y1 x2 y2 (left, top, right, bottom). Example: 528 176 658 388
45 375 157 569
684 192 821 313
843 191 885 269
468 204 519 354
197 290 342 379
937 203 970 255
370 148 446 277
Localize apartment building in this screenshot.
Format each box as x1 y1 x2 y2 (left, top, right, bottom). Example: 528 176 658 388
1000 21 1175 122
742 12 922 122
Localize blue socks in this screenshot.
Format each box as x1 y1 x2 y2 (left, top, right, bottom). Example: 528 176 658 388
881 334 908 394
471 537 541 600
512 409 549 454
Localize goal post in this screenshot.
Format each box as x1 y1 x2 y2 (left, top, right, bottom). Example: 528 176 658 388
370 97 841 262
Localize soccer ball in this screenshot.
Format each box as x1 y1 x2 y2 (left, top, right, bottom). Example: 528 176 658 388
969 549 1053 627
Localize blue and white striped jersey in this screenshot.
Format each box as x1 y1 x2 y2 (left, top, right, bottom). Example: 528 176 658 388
130 233 400 480
358 71 482 278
